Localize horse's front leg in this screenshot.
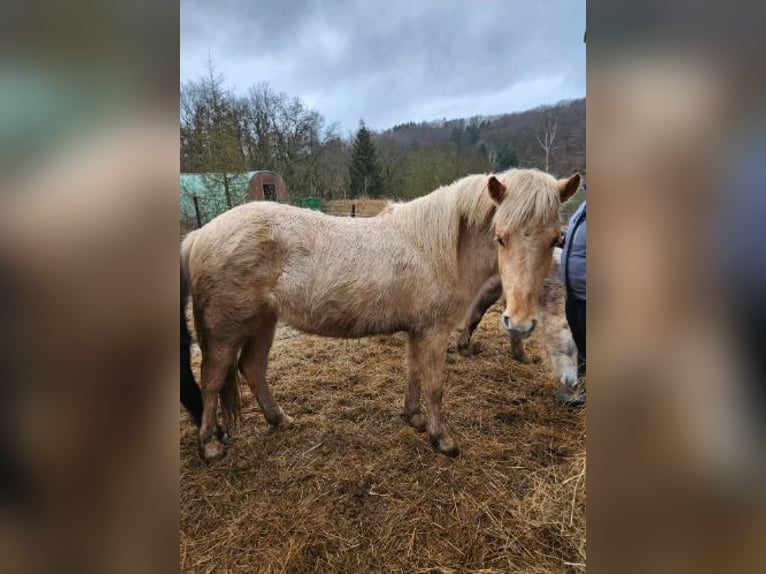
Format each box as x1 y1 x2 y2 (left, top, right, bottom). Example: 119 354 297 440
419 330 459 457
404 333 426 431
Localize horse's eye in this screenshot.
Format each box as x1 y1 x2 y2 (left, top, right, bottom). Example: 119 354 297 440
495 236 505 247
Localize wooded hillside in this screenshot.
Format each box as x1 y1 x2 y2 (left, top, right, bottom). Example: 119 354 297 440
180 65 585 206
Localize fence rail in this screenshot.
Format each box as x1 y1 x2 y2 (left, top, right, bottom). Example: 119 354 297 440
181 196 391 230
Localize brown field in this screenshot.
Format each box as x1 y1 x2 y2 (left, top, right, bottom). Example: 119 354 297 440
180 301 586 573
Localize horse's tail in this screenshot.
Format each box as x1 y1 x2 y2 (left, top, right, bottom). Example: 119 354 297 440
219 360 243 431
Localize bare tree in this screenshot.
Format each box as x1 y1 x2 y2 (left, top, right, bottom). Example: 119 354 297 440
479 141 498 171
180 59 251 220
536 113 559 172
241 83 340 197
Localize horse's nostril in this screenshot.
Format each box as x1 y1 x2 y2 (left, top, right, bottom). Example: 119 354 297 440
502 315 536 337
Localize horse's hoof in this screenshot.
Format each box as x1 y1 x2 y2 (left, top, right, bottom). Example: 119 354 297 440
201 438 227 462
280 414 295 427
560 371 578 389
441 444 460 458
555 389 586 408
265 410 294 427
430 435 460 457
405 413 426 432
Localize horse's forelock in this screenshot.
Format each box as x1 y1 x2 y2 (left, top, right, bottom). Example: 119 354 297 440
492 170 560 228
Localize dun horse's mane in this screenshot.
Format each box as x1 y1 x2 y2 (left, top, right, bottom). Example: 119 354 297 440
387 168 560 275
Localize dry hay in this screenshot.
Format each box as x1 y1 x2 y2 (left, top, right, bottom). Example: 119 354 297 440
322 198 390 218
180 301 586 573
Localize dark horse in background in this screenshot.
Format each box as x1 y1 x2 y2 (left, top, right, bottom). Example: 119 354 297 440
180 263 204 427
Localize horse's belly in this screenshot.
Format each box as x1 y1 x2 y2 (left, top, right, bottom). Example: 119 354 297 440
279 301 407 339
274 256 442 338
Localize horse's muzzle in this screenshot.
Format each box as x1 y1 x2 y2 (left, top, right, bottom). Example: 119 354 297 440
501 315 537 338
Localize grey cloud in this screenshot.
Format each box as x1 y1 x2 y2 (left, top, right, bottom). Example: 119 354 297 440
181 0 585 131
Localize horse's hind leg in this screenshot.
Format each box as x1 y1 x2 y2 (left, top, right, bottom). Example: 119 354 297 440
510 335 533 364
239 313 293 427
456 308 484 356
457 277 502 356
198 342 238 462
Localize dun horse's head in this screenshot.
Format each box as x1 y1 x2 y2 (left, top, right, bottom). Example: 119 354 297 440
488 171 580 338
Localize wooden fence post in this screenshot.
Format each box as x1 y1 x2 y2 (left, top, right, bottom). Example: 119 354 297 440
193 194 202 228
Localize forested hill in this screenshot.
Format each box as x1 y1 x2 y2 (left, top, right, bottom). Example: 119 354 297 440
381 98 585 178
366 98 584 199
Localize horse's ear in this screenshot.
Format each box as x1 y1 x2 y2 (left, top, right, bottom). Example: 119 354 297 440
557 173 581 202
487 176 507 205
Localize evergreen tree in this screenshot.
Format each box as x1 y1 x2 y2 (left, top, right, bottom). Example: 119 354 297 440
349 120 384 197
496 144 518 171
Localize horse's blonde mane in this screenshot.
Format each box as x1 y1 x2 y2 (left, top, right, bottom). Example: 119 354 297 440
388 168 560 275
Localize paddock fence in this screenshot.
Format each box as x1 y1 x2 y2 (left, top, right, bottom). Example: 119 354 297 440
180 190 392 233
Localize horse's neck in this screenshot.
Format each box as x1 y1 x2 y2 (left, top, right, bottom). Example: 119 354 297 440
391 182 496 288
456 220 498 295
446 184 497 288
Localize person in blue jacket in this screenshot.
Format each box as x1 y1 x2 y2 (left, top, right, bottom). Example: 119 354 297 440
719 126 765 434
558 199 586 406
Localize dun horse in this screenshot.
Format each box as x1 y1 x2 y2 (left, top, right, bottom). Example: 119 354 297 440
181 169 580 460
457 253 579 389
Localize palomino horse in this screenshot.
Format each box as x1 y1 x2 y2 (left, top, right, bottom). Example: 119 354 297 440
181 169 580 460
457 252 580 389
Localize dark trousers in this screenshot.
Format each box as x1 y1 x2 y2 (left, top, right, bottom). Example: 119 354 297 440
565 295 586 377
735 302 766 436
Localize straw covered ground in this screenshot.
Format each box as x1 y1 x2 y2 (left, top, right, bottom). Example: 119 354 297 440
180 301 586 573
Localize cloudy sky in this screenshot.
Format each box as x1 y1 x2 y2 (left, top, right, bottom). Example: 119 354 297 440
181 0 585 133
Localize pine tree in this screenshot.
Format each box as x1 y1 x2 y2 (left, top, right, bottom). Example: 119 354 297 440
349 121 384 197
496 144 518 171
